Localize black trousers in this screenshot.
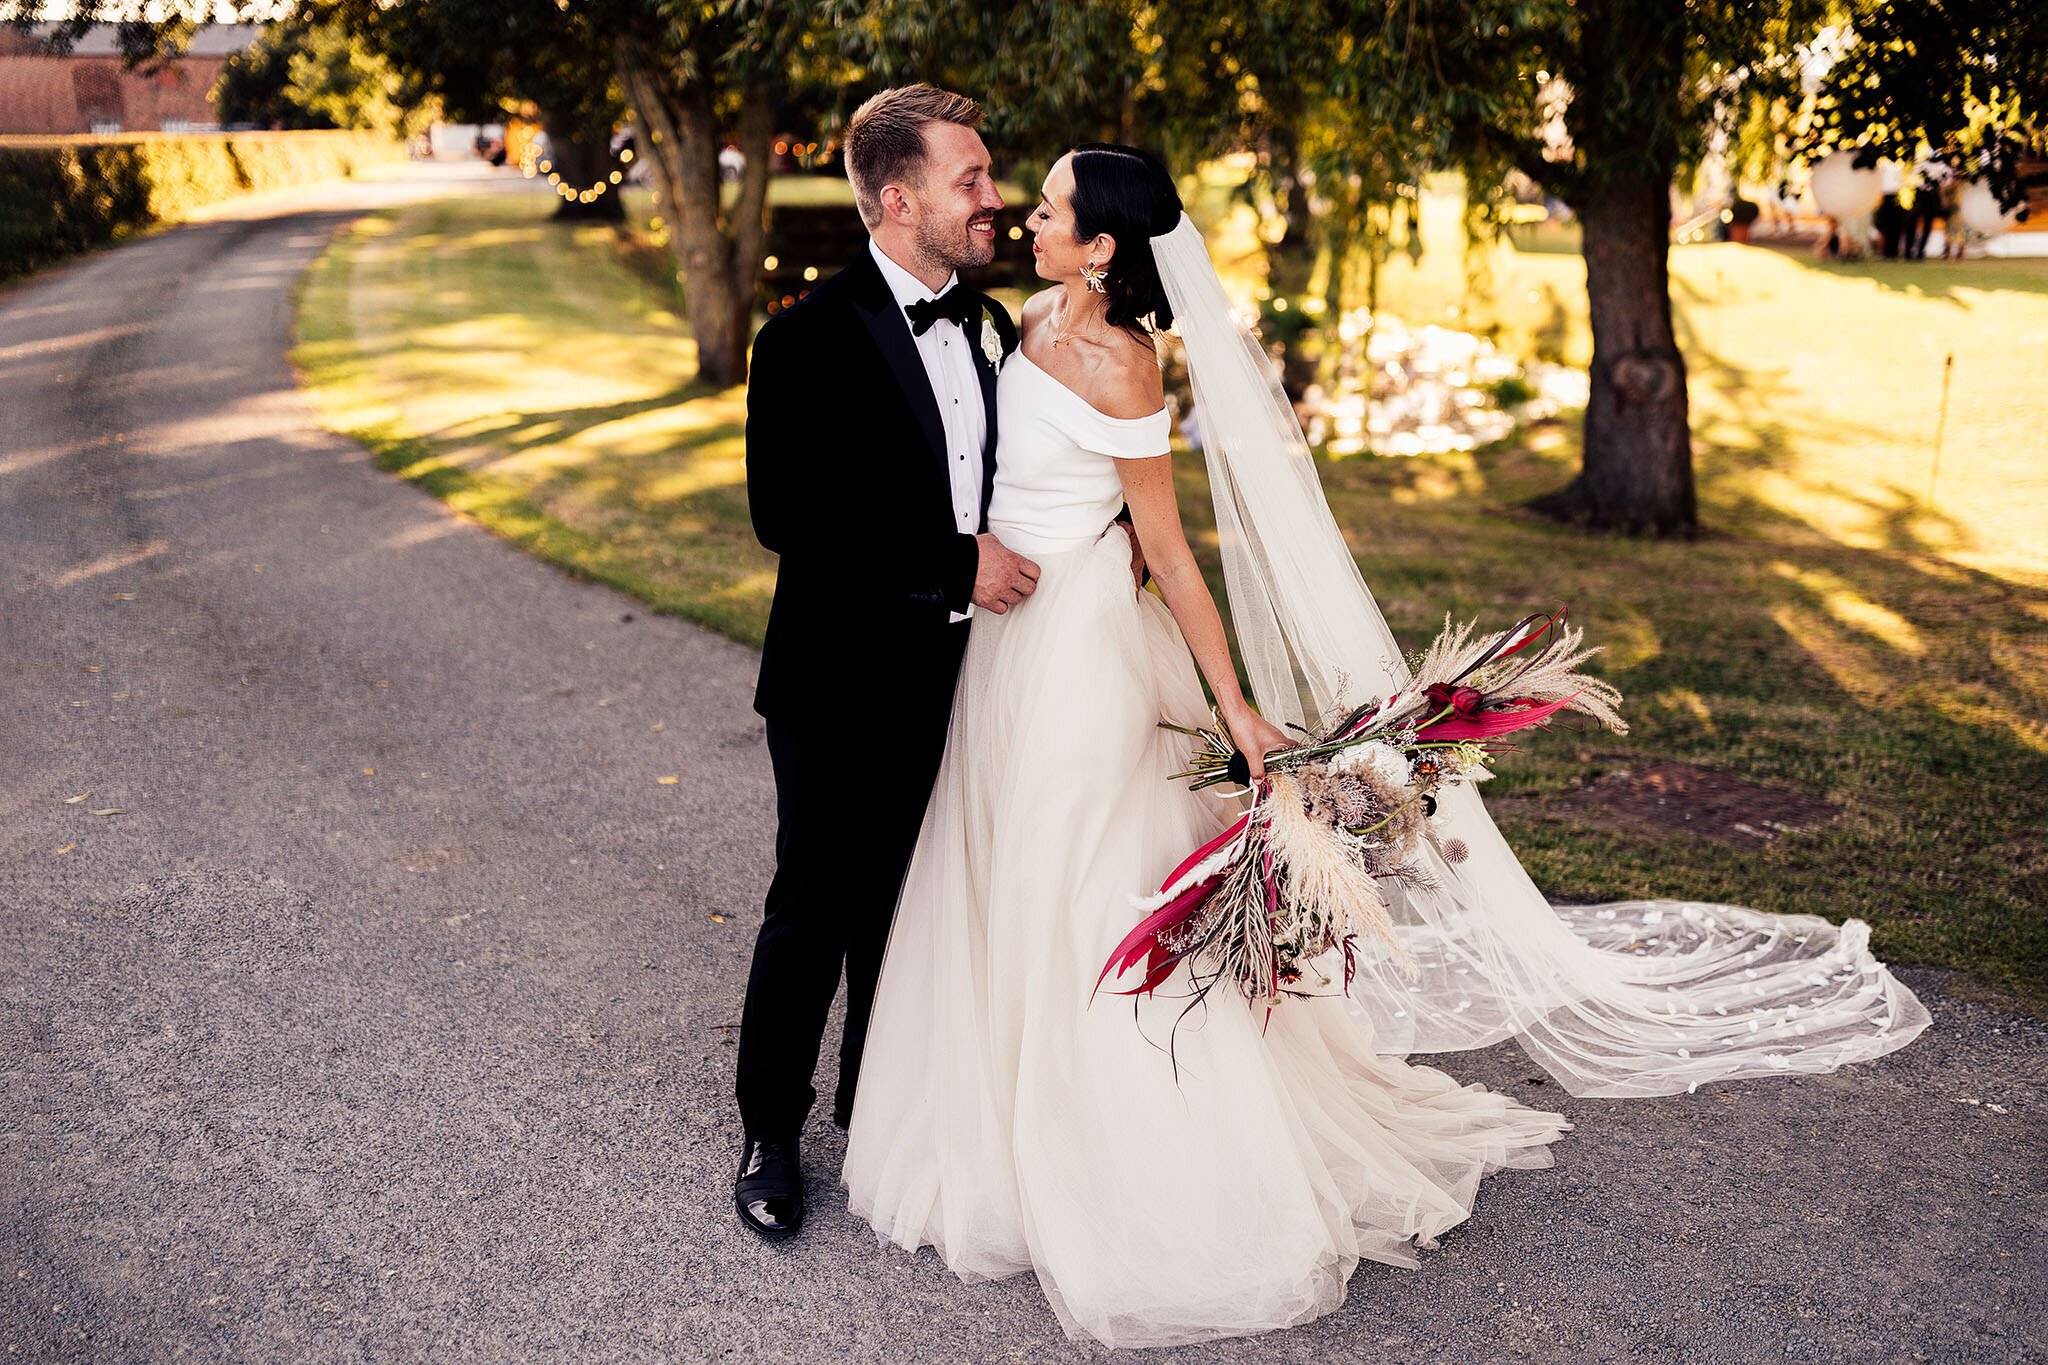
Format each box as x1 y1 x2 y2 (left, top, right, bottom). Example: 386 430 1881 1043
1908 206 1940 260
734 623 969 1141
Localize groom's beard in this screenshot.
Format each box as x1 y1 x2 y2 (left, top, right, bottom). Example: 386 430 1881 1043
915 212 997 275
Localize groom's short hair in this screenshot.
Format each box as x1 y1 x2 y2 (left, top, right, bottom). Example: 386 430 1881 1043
844 84 983 228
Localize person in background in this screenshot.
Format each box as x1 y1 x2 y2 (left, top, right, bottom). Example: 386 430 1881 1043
1908 158 1953 260
1875 159 1907 258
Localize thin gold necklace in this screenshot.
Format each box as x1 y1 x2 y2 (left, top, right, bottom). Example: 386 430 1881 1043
1050 293 1110 349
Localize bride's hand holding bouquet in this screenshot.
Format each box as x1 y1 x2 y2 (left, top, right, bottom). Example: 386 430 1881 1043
1215 694 1290 781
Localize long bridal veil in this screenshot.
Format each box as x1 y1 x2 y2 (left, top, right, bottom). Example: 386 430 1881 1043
1148 212 1928 1097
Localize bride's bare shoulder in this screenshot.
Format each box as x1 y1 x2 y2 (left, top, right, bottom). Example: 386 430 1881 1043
1019 289 1058 338
1089 331 1166 420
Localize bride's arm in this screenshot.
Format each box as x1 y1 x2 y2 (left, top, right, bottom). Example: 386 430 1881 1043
1114 451 1291 776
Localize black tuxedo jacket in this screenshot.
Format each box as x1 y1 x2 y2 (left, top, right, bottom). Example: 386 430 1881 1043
746 248 1018 718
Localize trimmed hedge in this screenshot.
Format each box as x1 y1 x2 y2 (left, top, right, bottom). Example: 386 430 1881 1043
0 130 404 282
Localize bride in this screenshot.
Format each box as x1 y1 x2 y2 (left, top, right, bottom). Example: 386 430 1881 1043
841 143 1928 1349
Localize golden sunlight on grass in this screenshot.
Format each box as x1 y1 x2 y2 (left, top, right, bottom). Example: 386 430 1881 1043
1652 689 1716 734
1767 604 1896 702
1599 612 1664 671
1770 563 1927 657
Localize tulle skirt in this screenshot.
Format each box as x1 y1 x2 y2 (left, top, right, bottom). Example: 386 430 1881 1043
842 528 1570 1349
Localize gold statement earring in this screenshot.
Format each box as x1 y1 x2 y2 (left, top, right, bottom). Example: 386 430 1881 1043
1081 260 1107 294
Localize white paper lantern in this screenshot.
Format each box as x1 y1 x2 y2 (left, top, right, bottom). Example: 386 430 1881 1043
1956 179 2023 237
1810 151 1884 219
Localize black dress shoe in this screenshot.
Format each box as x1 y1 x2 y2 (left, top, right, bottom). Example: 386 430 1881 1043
734 1137 803 1241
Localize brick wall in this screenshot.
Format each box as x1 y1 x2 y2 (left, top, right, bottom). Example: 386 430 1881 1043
0 52 230 135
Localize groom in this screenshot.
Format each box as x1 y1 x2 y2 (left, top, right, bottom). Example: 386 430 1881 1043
732 84 1034 1240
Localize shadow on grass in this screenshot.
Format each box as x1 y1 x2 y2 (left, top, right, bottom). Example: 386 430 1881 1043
1663 292 1983 564
422 382 730 457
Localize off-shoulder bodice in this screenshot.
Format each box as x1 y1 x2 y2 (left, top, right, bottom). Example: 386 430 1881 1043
985 349 1170 555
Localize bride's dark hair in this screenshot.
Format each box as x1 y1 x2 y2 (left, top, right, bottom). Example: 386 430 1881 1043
1067 143 1182 336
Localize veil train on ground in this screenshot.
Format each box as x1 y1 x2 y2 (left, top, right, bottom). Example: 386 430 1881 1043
1148 213 1929 1097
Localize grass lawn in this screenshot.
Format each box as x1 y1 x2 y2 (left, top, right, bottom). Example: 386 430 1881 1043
296 190 769 641
294 185 2048 1008
1372 182 2048 587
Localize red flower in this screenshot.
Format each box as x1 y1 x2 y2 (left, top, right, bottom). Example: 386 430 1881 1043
1425 682 1486 718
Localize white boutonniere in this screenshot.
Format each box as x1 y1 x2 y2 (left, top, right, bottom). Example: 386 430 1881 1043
980 315 1004 371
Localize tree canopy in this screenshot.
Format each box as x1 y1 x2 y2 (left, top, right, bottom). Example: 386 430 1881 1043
215 13 430 136
1806 0 2048 208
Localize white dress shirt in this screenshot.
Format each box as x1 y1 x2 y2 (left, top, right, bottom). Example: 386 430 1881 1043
869 239 987 621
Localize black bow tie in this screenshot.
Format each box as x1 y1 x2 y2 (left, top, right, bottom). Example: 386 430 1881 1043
904 287 980 337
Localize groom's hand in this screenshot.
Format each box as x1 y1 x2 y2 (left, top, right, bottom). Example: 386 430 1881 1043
1116 519 1149 590
972 534 1039 614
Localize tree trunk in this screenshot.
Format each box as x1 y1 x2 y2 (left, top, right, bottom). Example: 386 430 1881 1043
1263 122 1316 298
615 54 771 388
1531 0 1697 535
726 94 775 355
669 84 748 387
541 125 623 223
1527 171 1696 534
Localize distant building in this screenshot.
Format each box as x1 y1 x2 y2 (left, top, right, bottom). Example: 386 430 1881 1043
0 24 257 135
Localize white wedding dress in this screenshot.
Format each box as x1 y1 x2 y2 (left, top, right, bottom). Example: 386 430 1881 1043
842 350 1571 1349
845 215 1926 1347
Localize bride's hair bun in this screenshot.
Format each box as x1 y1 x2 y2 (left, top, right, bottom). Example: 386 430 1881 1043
1068 143 1182 335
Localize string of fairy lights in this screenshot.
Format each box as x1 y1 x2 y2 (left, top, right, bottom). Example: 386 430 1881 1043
519 139 636 205
759 222 1029 315
513 131 1034 313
